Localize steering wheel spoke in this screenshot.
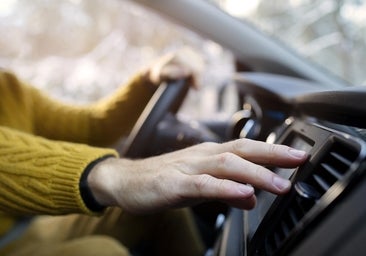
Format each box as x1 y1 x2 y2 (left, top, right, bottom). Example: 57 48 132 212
119 79 190 158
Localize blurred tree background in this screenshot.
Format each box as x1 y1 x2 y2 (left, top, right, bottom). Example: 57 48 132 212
0 0 234 115
0 0 365 114
215 0 366 86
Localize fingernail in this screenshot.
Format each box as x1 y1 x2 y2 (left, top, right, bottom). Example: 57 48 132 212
273 176 291 191
288 148 307 158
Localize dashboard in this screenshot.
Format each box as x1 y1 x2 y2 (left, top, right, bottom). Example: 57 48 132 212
214 73 366 256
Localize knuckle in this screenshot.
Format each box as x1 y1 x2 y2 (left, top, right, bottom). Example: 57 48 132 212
239 138 251 148
216 179 229 195
201 142 217 150
229 138 251 156
231 139 243 153
265 143 285 165
192 142 217 153
217 152 235 169
194 174 212 194
253 164 265 185
267 143 277 157
251 164 274 190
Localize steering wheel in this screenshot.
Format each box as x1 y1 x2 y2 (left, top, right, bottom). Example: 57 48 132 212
119 79 190 158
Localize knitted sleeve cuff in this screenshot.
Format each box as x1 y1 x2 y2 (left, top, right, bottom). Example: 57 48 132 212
79 155 114 212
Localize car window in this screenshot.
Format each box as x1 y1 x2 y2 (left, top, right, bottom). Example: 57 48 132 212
209 0 366 87
0 0 235 118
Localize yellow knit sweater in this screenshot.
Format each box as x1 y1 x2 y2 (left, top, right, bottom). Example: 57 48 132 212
0 70 154 236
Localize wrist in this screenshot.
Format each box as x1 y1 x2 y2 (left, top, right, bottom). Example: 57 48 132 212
79 155 114 211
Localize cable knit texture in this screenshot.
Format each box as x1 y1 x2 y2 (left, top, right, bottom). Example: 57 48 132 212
0 70 154 236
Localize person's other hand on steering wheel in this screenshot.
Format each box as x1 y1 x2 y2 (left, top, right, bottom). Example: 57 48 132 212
120 47 203 158
144 47 203 89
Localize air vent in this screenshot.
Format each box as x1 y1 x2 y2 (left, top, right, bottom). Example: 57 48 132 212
266 197 313 253
265 140 359 255
306 141 358 197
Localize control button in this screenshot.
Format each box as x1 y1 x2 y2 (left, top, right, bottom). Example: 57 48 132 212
294 181 321 200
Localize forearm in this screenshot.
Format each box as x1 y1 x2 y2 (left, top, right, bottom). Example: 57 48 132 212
88 74 155 146
29 73 155 146
0 126 118 216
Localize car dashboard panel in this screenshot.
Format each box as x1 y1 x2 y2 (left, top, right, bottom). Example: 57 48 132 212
248 119 366 256
215 73 366 256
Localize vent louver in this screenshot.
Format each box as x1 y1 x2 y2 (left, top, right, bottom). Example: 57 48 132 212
307 145 356 197
265 140 359 255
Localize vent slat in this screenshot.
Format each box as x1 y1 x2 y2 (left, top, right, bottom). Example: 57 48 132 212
313 174 331 191
281 221 290 237
288 208 299 227
330 151 353 167
321 163 343 180
295 198 307 216
274 232 282 248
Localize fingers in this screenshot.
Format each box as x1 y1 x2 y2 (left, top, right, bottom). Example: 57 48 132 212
183 174 257 209
225 139 308 167
191 139 308 168
186 153 292 195
147 53 175 84
146 48 203 88
159 65 191 81
168 138 307 210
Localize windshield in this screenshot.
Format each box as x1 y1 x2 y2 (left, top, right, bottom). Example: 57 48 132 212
210 0 366 87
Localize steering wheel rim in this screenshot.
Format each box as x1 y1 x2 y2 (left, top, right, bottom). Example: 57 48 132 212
119 79 190 158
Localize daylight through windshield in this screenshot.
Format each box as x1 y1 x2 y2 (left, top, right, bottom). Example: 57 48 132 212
211 0 366 86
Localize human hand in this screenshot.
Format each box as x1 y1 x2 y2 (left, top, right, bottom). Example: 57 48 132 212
144 47 203 89
87 139 307 214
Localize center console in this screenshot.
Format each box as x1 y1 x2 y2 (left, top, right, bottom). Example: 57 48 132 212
214 73 366 256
